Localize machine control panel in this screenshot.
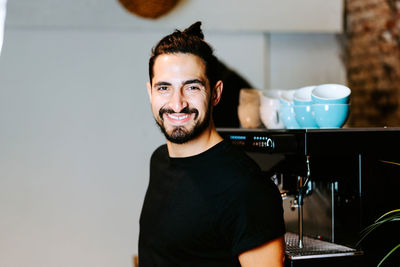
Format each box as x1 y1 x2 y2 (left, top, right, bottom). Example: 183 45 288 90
219 129 302 154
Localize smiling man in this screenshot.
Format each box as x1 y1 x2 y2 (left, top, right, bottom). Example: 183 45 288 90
139 22 286 267
149 52 219 153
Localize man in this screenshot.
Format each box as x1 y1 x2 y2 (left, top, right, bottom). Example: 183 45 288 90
139 21 285 267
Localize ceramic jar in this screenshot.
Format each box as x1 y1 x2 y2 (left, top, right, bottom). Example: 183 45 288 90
237 89 262 128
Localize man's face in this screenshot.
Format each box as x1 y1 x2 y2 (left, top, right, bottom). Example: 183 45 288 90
147 53 214 144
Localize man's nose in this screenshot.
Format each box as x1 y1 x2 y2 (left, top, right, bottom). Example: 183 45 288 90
168 89 188 112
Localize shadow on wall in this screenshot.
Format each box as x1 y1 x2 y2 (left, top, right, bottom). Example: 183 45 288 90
213 60 253 128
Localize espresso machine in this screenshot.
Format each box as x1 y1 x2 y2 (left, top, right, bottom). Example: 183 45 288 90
218 128 400 267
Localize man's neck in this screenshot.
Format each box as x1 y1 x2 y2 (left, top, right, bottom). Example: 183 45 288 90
166 126 223 158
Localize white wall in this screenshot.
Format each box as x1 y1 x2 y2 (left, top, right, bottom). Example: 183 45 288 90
0 1 345 267
0 28 164 267
270 33 346 89
7 0 343 32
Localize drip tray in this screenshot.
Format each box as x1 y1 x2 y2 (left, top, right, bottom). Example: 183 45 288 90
285 232 363 260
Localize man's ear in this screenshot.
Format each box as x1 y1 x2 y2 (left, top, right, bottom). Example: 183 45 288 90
212 80 223 106
146 82 152 102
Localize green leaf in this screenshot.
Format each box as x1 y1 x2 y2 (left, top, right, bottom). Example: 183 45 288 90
357 209 400 248
375 209 400 223
377 243 400 267
380 160 400 166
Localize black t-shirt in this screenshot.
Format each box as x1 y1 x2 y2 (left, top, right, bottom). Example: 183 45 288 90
139 140 285 267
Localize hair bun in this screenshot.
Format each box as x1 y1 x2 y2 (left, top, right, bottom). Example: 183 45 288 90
183 21 204 39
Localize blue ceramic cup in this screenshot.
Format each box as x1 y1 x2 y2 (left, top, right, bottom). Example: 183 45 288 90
280 106 300 129
311 104 350 128
279 90 300 129
293 86 316 105
294 105 319 129
279 90 296 107
311 84 351 104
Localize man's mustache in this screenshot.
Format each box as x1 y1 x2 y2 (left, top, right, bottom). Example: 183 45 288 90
159 107 199 120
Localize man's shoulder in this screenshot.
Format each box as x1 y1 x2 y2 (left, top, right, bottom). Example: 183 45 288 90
151 144 168 161
210 141 266 190
217 141 261 174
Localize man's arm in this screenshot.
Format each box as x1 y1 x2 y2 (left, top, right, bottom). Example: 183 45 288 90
238 236 285 267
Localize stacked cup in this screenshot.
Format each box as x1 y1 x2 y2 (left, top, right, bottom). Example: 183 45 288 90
310 84 351 128
279 90 300 129
293 86 319 129
250 84 351 130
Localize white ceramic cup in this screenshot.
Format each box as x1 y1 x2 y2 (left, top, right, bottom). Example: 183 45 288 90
260 89 284 129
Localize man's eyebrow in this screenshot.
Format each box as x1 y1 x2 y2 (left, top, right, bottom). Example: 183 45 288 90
183 79 205 86
154 81 171 87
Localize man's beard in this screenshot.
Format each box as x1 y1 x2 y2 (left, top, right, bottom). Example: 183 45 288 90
155 101 212 144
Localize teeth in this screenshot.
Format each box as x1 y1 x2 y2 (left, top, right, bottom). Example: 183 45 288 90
168 114 189 120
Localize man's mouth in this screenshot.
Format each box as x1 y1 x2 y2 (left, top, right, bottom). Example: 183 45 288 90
164 113 192 124
159 107 199 124
166 113 190 120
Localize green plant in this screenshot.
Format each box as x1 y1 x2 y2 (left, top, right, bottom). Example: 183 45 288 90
357 160 400 266
357 209 400 266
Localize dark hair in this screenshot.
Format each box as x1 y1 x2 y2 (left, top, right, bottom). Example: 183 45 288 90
148 21 220 89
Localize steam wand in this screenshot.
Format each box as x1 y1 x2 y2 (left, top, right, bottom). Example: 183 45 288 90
297 155 311 248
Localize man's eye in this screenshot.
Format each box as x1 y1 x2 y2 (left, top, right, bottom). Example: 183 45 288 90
187 85 200 91
157 86 169 91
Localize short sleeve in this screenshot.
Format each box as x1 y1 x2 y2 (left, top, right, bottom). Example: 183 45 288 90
217 172 286 256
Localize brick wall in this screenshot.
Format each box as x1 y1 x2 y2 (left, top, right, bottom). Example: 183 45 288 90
345 0 400 127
